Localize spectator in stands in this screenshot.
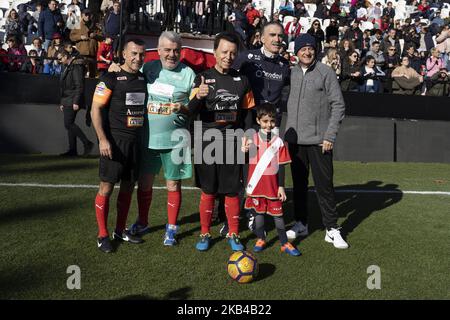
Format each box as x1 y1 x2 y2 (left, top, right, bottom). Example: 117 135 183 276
259 8 269 26
247 16 262 46
417 0 431 19
279 0 295 17
412 17 422 34
431 10 445 27
340 50 361 91
369 29 383 46
70 9 99 77
245 1 260 25
404 27 421 52
43 54 63 75
248 29 263 49
47 33 63 60
426 47 444 78
17 4 33 44
366 41 385 69
64 41 80 58
435 26 450 70
294 1 308 18
31 3 43 37
5 9 22 42
329 0 341 19
272 12 281 24
97 36 113 75
356 2 368 22
38 0 64 51
381 28 401 54
383 1 395 24
57 49 93 157
0 38 8 71
344 20 363 51
360 55 385 92
285 16 302 43
104 1 122 54
101 0 114 13
20 49 43 74
325 18 339 43
69 0 86 11
5 36 27 72
339 38 355 63
361 30 372 57
403 44 421 73
228 1 249 43
307 19 325 53
313 0 329 19
427 67 450 96
324 36 338 56
321 47 341 76
31 37 46 58
391 56 423 94
368 2 383 27
384 45 401 77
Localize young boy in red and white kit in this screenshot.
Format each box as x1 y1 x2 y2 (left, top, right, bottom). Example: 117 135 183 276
242 104 301 256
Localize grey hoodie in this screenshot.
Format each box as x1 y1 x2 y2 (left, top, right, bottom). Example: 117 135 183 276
284 61 345 145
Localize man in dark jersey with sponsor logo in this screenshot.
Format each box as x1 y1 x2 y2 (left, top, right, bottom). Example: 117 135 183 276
188 32 255 252
231 21 291 233
90 38 148 253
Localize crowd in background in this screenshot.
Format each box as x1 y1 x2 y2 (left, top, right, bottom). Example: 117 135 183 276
1 0 450 95
0 0 122 77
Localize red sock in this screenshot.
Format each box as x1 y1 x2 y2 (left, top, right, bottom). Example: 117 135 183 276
115 192 132 233
199 192 215 234
137 189 153 226
225 196 240 236
167 190 181 225
95 194 109 238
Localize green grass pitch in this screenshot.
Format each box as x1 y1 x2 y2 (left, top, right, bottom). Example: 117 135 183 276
0 155 449 300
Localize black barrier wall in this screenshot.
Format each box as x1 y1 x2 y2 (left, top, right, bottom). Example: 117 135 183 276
0 73 449 162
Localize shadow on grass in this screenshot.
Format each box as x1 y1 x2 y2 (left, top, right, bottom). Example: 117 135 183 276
118 286 192 300
0 161 98 177
0 264 51 299
284 180 403 241
0 200 81 225
254 263 276 282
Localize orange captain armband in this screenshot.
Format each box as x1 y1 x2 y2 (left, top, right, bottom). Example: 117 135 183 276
242 90 255 109
93 81 112 107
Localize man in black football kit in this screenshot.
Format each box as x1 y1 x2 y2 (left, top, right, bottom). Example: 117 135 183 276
188 32 255 252
231 22 291 233
232 22 290 131
91 38 148 253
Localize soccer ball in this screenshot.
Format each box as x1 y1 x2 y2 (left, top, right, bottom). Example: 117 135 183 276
227 251 258 284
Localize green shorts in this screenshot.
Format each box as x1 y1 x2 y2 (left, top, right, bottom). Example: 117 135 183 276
140 147 192 180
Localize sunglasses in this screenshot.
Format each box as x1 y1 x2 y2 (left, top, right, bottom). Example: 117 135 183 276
313 23 319 26
388 48 396 51
351 55 359 58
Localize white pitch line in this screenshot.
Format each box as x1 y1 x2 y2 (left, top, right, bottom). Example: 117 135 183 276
0 182 449 195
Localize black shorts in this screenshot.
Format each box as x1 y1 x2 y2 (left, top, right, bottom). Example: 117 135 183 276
194 137 242 195
99 136 139 184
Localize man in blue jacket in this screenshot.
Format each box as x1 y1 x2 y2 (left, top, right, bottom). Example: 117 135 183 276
38 0 64 50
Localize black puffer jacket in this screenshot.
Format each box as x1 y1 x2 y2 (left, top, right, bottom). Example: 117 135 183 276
60 58 85 107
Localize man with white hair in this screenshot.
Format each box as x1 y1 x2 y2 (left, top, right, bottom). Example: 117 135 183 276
110 32 196 245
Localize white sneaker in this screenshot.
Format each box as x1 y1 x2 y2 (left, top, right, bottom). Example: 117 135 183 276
325 228 349 249
286 221 309 240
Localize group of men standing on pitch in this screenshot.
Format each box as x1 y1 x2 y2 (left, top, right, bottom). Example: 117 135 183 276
90 22 348 254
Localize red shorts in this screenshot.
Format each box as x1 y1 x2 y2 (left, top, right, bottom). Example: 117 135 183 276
244 197 283 216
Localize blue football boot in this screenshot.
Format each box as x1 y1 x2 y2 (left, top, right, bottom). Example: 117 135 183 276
163 224 178 246
196 233 212 251
227 233 245 251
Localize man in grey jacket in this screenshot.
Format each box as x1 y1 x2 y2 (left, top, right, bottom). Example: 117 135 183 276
284 33 348 249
